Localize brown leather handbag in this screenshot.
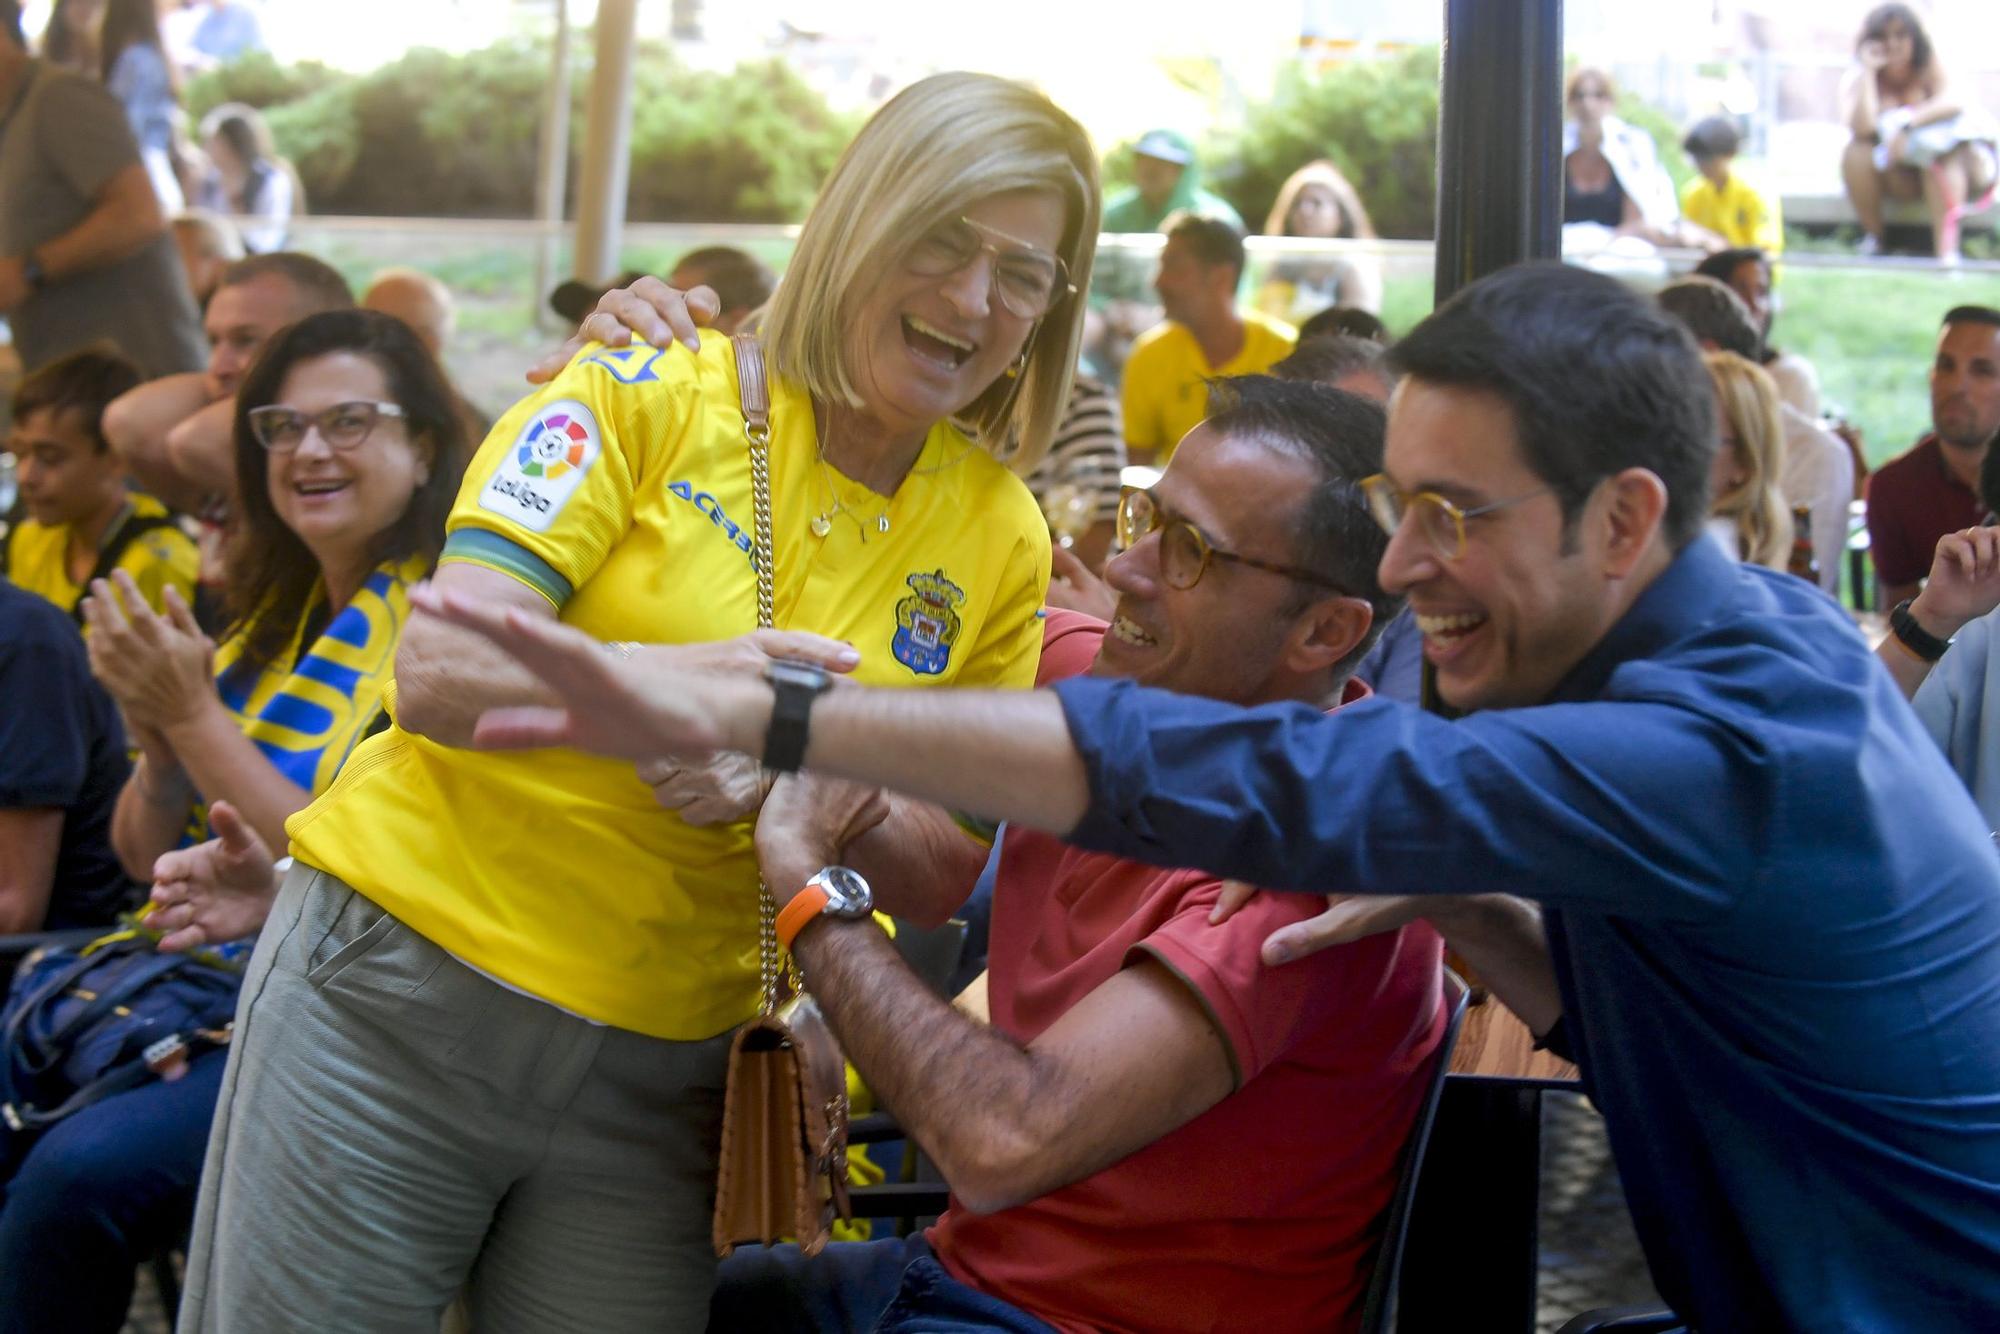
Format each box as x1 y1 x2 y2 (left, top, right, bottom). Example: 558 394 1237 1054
711 334 854 1260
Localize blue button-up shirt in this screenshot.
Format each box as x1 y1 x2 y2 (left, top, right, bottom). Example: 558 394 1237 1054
1053 535 2000 1332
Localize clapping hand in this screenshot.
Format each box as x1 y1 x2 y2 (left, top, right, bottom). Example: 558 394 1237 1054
148 802 280 951
81 573 215 733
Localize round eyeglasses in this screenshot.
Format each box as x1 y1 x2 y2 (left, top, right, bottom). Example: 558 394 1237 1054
1117 485 1347 592
248 400 406 453
904 217 1074 320
1357 474 1551 561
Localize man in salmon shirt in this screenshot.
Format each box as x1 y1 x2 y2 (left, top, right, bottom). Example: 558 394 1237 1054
713 374 1448 1333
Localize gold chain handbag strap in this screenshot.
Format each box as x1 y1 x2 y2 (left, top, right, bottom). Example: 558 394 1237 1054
732 333 785 1016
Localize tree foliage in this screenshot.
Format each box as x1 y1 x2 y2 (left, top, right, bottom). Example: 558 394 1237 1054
1214 47 1442 239
181 39 856 221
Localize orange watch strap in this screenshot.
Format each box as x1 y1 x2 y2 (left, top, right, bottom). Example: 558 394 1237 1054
775 884 831 953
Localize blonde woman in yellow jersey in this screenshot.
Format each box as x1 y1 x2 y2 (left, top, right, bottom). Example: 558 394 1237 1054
178 72 1098 1332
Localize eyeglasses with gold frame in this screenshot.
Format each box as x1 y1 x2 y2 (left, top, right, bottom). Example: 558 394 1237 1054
1116 485 1348 592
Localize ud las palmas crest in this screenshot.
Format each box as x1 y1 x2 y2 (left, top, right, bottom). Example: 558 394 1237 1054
892 569 965 676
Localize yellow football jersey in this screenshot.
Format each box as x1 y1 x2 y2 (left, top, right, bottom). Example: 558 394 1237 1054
1680 173 1784 255
4 494 197 620
288 333 1051 1039
1120 311 1295 465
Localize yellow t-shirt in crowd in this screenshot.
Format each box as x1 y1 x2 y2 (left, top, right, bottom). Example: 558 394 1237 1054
1680 172 1784 254
3 494 197 619
287 333 1052 1040
1120 311 1296 464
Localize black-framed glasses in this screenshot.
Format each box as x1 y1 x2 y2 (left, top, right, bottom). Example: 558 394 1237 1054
904 216 1075 319
247 400 406 453
1358 474 1551 561
1116 485 1348 592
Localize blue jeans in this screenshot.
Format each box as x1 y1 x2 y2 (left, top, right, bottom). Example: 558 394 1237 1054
709 1234 930 1333
875 1257 1058 1334
709 1238 1055 1334
0 1046 226 1334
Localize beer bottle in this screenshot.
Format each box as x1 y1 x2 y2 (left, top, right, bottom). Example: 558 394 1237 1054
1787 504 1819 584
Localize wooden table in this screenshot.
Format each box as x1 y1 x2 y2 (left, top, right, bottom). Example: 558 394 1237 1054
1450 991 1578 1082
1400 993 1583 1333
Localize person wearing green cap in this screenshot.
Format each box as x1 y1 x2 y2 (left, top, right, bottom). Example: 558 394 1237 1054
1102 129 1244 234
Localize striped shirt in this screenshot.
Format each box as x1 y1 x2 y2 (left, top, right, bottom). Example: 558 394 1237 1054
1027 374 1126 527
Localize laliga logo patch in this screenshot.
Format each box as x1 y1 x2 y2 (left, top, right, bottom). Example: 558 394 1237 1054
479 399 600 533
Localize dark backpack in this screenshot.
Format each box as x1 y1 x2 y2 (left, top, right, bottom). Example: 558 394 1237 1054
0 928 242 1160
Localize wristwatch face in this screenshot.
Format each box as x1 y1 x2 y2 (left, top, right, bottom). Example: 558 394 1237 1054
814 865 872 917
768 659 832 692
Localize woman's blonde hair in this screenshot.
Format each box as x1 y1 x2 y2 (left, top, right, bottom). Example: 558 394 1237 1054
760 72 1099 475
1704 351 1793 569
1262 160 1377 240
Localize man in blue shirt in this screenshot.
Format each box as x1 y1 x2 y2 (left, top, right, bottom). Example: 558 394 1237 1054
421 263 2000 1333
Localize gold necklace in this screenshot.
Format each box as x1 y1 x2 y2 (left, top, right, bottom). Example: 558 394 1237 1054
808 413 981 541
811 454 893 540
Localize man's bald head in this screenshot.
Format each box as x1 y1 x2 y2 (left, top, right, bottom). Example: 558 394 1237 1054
363 268 456 358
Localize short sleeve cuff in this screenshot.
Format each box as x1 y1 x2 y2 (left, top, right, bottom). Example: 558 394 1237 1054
1128 938 1249 1088
440 529 573 609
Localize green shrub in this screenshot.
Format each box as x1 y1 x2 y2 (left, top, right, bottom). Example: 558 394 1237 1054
624 55 859 222
183 51 342 121
1212 48 1441 238
202 38 852 222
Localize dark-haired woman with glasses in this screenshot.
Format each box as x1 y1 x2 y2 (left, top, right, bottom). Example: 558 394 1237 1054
92 307 463 875
0 308 467 1333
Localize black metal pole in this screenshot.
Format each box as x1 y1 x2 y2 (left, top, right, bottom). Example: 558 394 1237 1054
1434 0 1566 305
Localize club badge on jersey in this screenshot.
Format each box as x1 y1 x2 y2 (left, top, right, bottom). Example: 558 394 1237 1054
892 569 965 676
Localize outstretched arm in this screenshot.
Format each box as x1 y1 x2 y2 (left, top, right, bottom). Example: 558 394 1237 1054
416 585 1759 921
412 583 1092 834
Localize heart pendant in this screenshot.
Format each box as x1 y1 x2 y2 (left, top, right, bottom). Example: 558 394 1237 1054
811 514 832 538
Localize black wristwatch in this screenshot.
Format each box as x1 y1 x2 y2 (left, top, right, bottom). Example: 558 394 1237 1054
1890 597 1953 663
762 658 833 772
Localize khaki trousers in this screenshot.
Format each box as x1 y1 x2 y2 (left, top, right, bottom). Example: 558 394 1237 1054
181 865 732 1333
